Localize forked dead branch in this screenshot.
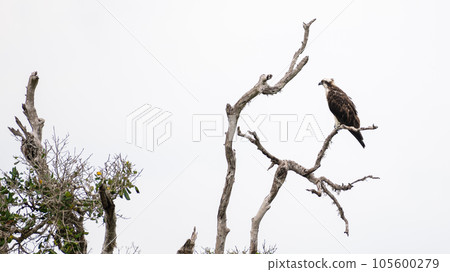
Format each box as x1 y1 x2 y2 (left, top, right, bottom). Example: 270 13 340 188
238 124 378 253
215 19 316 254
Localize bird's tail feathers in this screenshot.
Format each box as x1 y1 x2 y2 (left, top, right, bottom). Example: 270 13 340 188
349 130 365 148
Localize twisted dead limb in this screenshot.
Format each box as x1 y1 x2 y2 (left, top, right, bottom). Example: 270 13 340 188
215 18 316 254
238 124 378 253
8 72 48 180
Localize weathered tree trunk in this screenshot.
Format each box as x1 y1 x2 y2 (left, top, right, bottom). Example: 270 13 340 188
100 184 117 254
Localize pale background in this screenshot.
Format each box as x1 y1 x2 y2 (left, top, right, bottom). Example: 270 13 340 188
1 0 449 253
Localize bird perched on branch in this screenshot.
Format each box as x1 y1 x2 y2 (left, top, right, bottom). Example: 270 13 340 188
318 78 365 148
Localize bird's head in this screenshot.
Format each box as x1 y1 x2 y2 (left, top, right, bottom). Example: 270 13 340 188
318 78 334 87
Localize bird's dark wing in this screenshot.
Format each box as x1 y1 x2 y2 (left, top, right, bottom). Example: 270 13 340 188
327 85 360 128
327 85 365 148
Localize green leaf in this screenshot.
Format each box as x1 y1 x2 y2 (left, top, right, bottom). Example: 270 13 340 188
134 186 140 194
123 189 130 200
11 167 19 180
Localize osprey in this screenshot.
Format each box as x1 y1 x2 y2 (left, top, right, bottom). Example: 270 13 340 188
318 78 365 148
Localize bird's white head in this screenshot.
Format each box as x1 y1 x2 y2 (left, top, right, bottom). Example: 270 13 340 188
318 78 334 87
318 78 334 95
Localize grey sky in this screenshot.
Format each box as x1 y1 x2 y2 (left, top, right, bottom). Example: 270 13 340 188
1 0 449 253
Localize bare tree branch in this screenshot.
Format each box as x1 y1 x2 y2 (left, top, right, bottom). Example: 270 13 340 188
350 175 380 185
305 124 378 175
22 71 45 142
8 72 49 180
265 19 316 95
215 18 316 254
117 242 141 254
321 184 349 235
177 227 198 254
250 161 288 254
237 127 280 167
238 124 378 247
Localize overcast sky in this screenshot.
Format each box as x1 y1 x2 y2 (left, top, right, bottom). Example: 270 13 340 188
1 0 449 254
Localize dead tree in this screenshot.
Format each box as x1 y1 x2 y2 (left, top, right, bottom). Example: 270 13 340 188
215 19 316 254
238 125 378 253
7 72 87 253
2 72 140 254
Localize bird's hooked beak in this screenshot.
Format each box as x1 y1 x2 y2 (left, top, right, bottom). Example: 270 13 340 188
318 80 323 86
